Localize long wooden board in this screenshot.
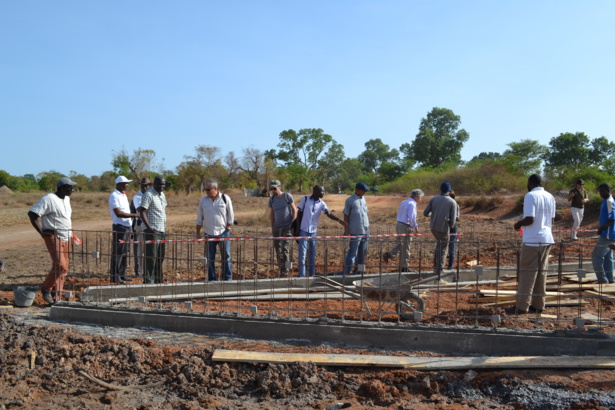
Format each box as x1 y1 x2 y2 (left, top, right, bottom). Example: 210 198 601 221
212 349 615 370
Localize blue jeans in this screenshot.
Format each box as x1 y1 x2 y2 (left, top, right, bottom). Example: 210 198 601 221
592 236 615 283
298 230 316 277
344 234 369 275
207 231 232 281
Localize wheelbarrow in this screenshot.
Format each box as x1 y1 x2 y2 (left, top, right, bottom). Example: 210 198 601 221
352 271 455 320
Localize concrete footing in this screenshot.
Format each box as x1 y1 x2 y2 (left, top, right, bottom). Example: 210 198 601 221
50 304 615 356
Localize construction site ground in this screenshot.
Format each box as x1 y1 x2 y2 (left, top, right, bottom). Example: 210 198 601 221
1 191 615 408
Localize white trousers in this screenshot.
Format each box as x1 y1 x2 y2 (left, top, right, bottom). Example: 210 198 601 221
571 207 584 239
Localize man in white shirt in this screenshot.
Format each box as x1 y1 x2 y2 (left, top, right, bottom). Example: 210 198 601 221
109 176 139 283
296 185 346 277
508 174 560 315
130 177 152 278
196 179 234 281
28 177 77 304
383 189 424 271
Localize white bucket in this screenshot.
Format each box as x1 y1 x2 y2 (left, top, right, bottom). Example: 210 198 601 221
14 286 38 307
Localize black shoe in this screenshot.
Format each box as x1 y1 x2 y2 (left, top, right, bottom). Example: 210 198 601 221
528 305 544 314
42 290 54 305
504 306 528 315
111 278 125 284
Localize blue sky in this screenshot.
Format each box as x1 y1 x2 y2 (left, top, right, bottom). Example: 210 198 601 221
1 1 614 178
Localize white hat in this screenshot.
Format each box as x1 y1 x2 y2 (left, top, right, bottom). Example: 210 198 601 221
115 176 132 184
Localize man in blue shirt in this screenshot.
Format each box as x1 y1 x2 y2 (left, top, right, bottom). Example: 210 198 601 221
296 185 346 277
343 182 370 275
592 183 615 284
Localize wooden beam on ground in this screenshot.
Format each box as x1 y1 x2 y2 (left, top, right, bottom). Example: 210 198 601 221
211 349 615 370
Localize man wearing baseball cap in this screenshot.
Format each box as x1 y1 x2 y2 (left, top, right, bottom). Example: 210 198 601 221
28 176 78 304
343 182 371 275
109 176 140 283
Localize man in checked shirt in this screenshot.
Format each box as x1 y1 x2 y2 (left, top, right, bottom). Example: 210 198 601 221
138 175 167 284
383 189 424 271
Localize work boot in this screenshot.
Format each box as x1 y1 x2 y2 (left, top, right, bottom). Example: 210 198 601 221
41 290 54 305
383 252 391 263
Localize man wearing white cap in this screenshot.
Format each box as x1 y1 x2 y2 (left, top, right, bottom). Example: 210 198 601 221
28 176 77 304
109 176 139 283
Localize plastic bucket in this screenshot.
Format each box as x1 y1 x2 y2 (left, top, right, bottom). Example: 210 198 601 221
14 286 38 307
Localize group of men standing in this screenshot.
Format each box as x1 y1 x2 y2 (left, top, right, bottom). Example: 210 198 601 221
28 173 615 311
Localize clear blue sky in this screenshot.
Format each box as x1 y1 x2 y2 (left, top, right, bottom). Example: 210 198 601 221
2 1 614 178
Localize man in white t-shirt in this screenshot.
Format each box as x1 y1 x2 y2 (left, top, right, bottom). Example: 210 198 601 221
109 176 139 283
508 174 561 315
28 177 77 304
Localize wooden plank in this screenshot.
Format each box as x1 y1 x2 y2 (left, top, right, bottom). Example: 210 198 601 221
208 292 347 301
0 305 14 309
544 299 588 307
212 349 615 370
480 289 566 297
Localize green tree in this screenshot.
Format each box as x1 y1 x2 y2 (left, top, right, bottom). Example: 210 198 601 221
111 147 158 183
316 142 346 187
37 170 64 192
357 139 399 173
502 139 547 173
409 107 469 168
543 132 591 172
270 128 340 190
590 136 615 166
469 152 502 163
183 145 223 192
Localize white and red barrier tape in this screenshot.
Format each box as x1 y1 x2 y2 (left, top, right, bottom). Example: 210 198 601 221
120 232 464 245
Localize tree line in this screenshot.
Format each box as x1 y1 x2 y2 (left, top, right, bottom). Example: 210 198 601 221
2 107 614 194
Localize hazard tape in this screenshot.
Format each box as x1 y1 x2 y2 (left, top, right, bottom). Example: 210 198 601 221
120 232 464 245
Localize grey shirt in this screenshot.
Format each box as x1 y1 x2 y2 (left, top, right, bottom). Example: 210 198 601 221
343 193 369 235
423 193 457 233
269 192 294 229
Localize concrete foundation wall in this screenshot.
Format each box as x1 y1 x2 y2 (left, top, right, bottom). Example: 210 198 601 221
50 304 615 356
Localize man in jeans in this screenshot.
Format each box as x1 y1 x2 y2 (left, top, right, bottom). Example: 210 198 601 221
592 183 615 284
138 175 167 284
568 179 588 240
268 180 297 277
109 176 140 283
196 179 234 281
343 182 370 276
297 185 346 277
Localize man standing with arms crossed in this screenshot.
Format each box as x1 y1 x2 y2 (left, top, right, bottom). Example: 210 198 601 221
196 179 234 281
268 180 297 277
28 177 77 304
109 176 140 284
130 177 152 279
138 175 167 284
383 189 424 271
343 182 370 276
507 174 560 315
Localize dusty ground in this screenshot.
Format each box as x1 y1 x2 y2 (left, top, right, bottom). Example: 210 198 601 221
1 191 614 408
